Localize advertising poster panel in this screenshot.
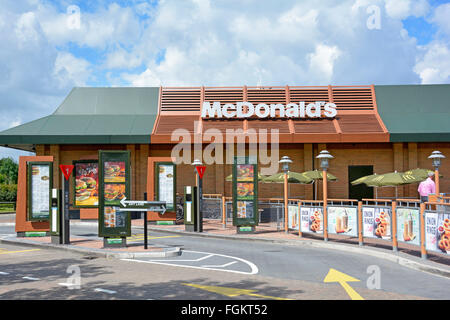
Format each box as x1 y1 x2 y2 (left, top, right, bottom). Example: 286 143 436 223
28 162 52 221
425 211 450 254
73 161 98 207
362 206 392 239
98 151 131 238
300 207 323 234
156 163 175 211
287 205 299 230
396 208 420 246
232 158 258 227
327 206 358 237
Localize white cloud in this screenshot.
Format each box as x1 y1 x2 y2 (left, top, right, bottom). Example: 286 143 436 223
414 42 450 84
54 52 91 87
384 0 430 20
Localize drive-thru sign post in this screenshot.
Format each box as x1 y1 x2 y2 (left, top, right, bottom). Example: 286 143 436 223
60 165 74 244
119 197 166 249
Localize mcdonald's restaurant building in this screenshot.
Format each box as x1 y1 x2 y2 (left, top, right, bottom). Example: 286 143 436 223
1 84 449 229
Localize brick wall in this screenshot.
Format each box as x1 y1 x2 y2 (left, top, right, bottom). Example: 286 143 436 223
36 142 450 205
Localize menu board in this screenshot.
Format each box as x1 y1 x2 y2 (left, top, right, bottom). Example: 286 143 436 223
104 207 127 228
157 164 175 211
233 158 258 227
288 205 299 230
104 161 126 183
362 207 392 240
98 151 131 238
237 201 254 219
300 207 323 234
28 163 52 220
425 212 450 254
327 206 358 237
237 164 254 181
73 161 98 207
396 208 420 246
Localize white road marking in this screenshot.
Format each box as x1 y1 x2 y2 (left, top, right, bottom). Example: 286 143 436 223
122 250 259 275
58 283 79 288
0 272 9 275
94 288 116 294
201 261 238 268
22 276 40 281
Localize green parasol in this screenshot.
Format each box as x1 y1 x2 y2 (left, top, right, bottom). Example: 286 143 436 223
301 170 337 181
263 171 314 184
403 168 443 181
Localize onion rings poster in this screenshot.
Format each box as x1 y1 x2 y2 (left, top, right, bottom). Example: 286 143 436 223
362 207 392 239
327 206 358 237
425 212 450 254
396 208 420 246
300 207 323 234
74 161 98 207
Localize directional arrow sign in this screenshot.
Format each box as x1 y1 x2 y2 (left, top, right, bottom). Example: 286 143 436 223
323 268 364 300
119 197 167 214
182 283 291 300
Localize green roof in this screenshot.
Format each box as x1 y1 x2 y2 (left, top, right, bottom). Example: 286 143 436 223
375 84 450 142
0 87 159 151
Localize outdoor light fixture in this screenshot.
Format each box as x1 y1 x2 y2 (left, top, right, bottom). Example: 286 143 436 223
192 159 203 168
279 156 292 173
316 150 334 171
428 151 445 169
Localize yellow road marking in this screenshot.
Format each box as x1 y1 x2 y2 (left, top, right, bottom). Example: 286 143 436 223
183 283 292 300
0 249 41 255
323 268 364 300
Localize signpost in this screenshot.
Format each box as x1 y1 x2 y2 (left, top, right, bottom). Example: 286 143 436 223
119 197 166 249
195 166 206 233
59 164 74 244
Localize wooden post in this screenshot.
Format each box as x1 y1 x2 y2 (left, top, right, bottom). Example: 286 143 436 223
323 170 328 241
284 172 288 233
420 202 427 260
358 201 363 246
392 201 398 252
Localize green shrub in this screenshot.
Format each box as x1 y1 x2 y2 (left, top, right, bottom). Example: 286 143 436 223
0 184 17 202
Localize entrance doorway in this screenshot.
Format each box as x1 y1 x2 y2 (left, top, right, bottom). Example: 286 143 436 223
348 166 373 200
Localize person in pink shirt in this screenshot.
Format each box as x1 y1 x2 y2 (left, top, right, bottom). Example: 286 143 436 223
418 172 436 202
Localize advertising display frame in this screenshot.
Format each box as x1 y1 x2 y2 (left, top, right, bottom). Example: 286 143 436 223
27 161 53 222
424 210 450 255
395 206 421 246
72 160 99 208
361 205 393 240
154 162 176 213
287 204 300 231
327 205 359 237
299 205 324 235
98 150 131 238
232 157 258 227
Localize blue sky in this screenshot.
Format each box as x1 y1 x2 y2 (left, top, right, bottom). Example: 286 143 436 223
0 0 449 160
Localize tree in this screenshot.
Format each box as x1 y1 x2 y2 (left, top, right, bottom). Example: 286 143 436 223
0 158 18 184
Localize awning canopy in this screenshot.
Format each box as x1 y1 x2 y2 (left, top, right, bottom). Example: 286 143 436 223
0 87 159 151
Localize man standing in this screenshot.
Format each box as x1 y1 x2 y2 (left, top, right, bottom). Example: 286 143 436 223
418 172 436 202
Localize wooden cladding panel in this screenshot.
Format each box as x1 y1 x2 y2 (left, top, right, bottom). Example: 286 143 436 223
202 120 244 133
161 88 201 112
293 120 336 133
155 115 199 134
337 114 382 132
247 120 291 133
